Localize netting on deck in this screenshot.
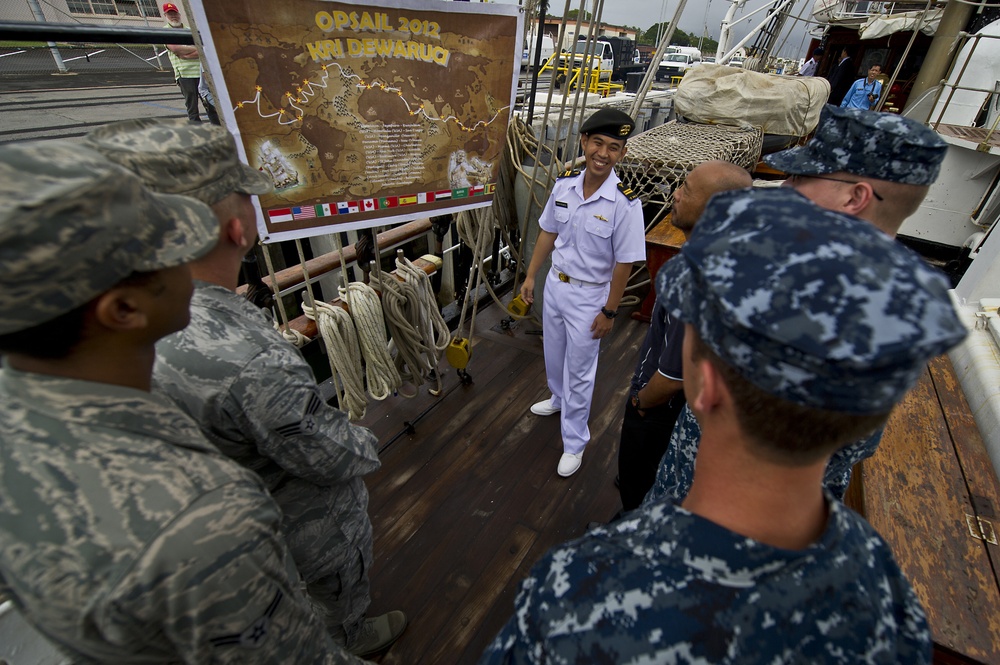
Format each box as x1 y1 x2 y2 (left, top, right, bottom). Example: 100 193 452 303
617 121 764 224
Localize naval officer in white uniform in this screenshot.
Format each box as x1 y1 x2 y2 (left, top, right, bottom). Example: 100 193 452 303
519 109 646 477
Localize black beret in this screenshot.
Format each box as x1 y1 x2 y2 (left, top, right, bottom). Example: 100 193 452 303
580 109 636 140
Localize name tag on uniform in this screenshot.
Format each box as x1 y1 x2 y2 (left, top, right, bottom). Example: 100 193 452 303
593 214 608 222
555 201 568 208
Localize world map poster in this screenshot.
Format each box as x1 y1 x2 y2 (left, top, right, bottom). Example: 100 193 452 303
191 0 522 243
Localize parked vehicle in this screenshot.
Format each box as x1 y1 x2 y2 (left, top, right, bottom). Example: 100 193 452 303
657 46 702 81
521 34 555 69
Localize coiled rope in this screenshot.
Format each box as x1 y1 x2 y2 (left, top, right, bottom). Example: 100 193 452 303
340 281 401 401
304 299 367 420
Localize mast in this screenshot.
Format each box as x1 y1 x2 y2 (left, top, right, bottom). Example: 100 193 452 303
717 0 746 61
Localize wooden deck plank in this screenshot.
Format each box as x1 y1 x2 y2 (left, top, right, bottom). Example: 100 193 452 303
863 358 1000 664
364 303 647 664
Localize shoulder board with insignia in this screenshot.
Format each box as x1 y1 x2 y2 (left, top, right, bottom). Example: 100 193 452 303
618 182 639 201
558 169 581 179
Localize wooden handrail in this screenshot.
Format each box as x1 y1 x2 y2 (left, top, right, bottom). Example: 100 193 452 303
237 219 434 296
285 256 439 340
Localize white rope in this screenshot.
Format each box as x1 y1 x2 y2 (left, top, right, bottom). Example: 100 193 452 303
304 300 367 421
397 255 450 354
260 241 308 347
372 267 430 390
339 281 401 401
274 320 310 347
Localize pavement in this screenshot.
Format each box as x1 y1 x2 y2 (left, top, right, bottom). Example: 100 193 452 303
0 69 189 144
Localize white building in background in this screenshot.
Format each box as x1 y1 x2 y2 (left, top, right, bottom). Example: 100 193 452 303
534 17 639 50
0 0 172 27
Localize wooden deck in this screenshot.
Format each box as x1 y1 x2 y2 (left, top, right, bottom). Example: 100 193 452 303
356 301 647 664
847 356 1000 664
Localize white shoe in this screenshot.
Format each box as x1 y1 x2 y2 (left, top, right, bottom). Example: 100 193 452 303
530 398 561 416
557 452 583 477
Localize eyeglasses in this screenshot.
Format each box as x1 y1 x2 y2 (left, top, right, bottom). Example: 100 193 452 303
790 174 884 201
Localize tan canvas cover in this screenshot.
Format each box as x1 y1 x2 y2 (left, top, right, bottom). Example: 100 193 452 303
673 64 830 137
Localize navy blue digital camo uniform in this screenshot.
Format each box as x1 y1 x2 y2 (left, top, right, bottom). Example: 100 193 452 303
483 187 966 665
645 105 950 506
482 497 930 664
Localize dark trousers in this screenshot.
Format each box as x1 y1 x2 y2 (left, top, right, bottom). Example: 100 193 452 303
617 393 686 511
177 76 215 123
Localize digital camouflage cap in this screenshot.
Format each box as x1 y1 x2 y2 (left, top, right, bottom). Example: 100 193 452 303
85 118 273 205
656 187 966 414
0 140 218 334
764 104 947 186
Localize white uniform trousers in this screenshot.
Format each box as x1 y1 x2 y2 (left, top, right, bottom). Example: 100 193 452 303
542 268 610 455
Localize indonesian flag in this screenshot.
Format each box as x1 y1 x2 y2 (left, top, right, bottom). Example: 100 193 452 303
268 208 293 223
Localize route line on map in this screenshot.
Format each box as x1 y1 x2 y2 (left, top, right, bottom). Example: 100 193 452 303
233 61 509 131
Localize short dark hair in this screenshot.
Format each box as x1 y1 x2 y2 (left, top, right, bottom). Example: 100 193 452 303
0 270 163 359
0 303 89 358
689 332 890 465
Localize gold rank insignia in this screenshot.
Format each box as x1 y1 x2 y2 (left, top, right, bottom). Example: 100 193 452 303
619 124 631 137
594 214 608 222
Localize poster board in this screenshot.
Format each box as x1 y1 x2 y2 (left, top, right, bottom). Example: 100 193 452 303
190 0 523 243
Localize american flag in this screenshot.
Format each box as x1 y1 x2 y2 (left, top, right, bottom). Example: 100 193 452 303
292 206 316 220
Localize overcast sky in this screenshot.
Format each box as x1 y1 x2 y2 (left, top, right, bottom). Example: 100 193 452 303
495 0 818 59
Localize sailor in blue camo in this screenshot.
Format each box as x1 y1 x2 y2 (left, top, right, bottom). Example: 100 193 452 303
482 188 965 665
483 498 930 664
647 105 949 505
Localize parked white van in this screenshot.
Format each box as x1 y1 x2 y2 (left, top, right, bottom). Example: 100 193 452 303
522 35 555 69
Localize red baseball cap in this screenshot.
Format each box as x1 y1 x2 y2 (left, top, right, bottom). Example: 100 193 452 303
162 3 179 13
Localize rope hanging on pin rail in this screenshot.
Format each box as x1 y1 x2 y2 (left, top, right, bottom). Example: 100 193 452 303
448 207 498 383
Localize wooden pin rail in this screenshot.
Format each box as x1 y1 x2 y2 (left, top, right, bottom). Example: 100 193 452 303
236 219 434 297
284 256 440 340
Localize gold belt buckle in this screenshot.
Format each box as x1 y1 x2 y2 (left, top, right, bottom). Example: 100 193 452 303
558 272 570 283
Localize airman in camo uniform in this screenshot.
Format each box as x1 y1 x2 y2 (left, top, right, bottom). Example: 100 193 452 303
0 140 365 663
647 104 950 504
85 118 407 658
481 188 966 664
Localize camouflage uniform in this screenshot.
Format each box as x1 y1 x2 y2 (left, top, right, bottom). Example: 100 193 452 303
482 496 931 664
648 400 883 504
85 117 383 645
153 281 381 642
0 370 360 665
0 141 364 663
483 188 966 664
646 106 949 505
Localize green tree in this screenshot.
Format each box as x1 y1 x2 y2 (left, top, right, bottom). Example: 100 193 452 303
565 8 593 21
641 23 693 47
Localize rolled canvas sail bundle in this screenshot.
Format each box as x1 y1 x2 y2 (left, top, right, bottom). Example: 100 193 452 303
673 64 830 138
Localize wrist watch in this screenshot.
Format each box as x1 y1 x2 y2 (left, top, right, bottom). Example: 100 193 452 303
601 306 618 319
630 389 641 411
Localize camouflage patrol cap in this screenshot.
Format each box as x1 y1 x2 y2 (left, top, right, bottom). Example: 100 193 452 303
656 187 966 414
764 104 947 185
85 118 272 206
580 108 636 140
0 140 217 334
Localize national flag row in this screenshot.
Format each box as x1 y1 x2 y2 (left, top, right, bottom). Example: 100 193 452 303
267 183 497 223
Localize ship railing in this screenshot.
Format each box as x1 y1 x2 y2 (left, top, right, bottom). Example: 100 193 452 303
829 1 933 20
925 30 1000 153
